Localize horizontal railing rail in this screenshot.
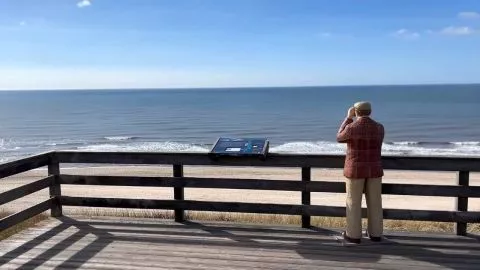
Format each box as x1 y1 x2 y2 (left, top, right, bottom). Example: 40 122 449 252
1 151 479 236
0 199 54 231
55 151 480 171
0 176 54 206
60 175 480 197
0 152 51 179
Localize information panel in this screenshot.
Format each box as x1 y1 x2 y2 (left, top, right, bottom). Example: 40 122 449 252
209 138 269 159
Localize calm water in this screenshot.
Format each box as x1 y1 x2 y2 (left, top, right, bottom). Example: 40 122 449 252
0 85 479 162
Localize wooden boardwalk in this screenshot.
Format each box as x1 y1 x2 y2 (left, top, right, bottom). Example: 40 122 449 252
1 217 479 270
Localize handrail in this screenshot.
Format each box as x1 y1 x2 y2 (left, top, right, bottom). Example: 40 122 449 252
0 152 52 179
55 151 480 171
59 175 480 197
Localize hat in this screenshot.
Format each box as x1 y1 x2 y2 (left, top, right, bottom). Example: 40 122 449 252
354 101 371 111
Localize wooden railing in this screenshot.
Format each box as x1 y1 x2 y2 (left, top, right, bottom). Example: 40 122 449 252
1 151 480 236
0 152 58 231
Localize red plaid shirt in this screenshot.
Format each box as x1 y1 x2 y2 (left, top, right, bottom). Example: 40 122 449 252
337 117 384 178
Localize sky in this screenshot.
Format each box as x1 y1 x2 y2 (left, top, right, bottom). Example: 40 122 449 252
1 0 480 90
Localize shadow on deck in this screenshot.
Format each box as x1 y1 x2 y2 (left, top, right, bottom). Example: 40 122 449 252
1 217 479 270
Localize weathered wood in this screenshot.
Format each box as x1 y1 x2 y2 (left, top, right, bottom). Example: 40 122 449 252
0 152 51 179
173 164 184 222
2 240 478 269
8 222 480 255
301 167 311 228
3 217 480 270
0 199 52 231
60 175 307 190
455 171 470 236
0 176 53 206
383 208 480 223
12 221 480 251
60 196 480 223
54 151 480 172
383 182 480 197
48 158 62 217
59 174 480 197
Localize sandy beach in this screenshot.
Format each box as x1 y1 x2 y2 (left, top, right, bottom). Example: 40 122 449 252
1 166 479 214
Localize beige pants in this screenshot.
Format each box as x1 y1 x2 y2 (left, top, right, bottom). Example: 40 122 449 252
346 177 383 239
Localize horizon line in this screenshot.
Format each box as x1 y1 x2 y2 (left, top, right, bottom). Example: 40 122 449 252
1 82 479 92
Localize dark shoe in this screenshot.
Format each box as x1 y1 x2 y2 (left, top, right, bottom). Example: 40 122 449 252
342 231 361 244
365 230 382 242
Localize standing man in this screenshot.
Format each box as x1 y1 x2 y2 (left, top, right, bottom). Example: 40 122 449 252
337 101 385 244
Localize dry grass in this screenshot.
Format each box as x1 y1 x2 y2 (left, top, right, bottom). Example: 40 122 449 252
65 208 479 234
2 208 478 240
0 210 49 241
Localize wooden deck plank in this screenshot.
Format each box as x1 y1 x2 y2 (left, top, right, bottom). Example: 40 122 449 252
6 230 479 257
8 223 479 253
0 259 347 270
1 244 477 270
2 247 469 270
11 217 478 249
1 217 479 270
1 223 478 262
4 220 479 253
2 240 479 269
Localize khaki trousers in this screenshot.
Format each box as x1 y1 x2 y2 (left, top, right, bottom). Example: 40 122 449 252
345 177 383 239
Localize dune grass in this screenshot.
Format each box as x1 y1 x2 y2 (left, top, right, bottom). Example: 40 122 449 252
66 208 480 234
2 208 478 240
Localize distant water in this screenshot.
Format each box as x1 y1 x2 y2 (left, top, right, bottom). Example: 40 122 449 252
1 85 479 163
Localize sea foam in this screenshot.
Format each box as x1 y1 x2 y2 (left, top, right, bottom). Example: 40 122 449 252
74 140 480 157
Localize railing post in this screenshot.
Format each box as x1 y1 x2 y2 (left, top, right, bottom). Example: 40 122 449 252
48 156 62 217
455 171 469 236
301 167 311 228
173 164 184 222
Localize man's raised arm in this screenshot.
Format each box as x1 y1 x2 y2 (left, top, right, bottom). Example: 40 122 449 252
337 107 355 143
337 117 353 143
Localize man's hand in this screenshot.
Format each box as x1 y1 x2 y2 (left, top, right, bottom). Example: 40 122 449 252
347 107 356 119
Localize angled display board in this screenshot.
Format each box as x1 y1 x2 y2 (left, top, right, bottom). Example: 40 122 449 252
209 138 269 159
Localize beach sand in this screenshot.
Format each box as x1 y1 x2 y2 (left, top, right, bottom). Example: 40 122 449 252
2 166 479 214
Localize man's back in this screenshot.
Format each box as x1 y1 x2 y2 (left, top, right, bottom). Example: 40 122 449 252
337 116 384 178
337 102 385 244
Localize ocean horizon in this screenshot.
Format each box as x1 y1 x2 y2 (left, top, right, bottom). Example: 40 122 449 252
1 84 479 163
3 82 480 92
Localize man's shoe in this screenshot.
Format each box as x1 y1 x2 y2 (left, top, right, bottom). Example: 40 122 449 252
342 231 361 244
365 230 382 242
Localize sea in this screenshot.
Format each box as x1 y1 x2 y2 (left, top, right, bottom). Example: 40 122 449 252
0 84 479 163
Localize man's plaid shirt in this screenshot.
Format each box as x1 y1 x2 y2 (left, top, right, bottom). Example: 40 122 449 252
337 116 385 178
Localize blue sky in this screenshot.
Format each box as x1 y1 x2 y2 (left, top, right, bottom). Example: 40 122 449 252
1 0 480 89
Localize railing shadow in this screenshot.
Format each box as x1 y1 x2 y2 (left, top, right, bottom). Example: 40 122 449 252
0 217 112 269
2 217 479 269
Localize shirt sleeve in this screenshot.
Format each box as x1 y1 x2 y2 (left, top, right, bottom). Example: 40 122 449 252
337 118 353 143
379 123 385 141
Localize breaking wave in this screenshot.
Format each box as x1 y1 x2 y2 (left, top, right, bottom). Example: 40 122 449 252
2 138 480 164
77 141 210 153
75 140 480 157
